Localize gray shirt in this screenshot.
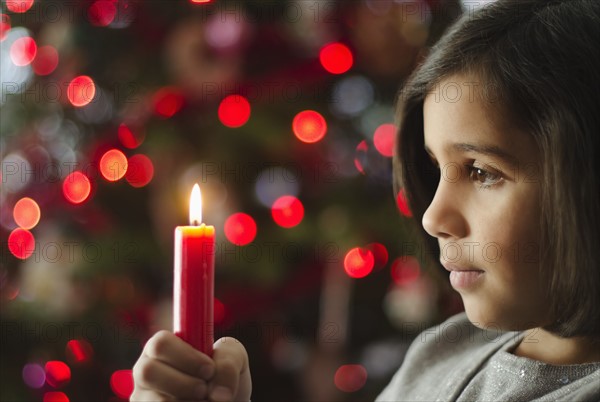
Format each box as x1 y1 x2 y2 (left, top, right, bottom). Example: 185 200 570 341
376 313 600 401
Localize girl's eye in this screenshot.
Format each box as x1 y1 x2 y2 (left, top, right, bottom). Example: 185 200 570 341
466 165 503 189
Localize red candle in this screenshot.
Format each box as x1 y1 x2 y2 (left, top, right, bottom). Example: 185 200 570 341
174 183 215 356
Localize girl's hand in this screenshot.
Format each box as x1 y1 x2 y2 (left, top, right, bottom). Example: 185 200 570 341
131 331 252 402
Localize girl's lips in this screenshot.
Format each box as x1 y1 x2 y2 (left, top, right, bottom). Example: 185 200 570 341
440 261 485 289
448 270 484 289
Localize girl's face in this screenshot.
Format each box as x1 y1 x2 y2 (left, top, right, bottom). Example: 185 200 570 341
422 74 551 331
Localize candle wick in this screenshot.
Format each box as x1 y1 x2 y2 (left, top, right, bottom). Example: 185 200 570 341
192 220 201 226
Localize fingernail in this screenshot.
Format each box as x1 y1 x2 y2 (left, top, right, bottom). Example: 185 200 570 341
199 364 214 379
210 386 232 402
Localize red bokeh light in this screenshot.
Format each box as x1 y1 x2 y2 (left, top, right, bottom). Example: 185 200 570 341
67 75 96 107
45 361 71 388
6 0 34 13
373 123 396 157
125 154 154 188
292 110 327 143
218 95 251 128
1 14 11 42
343 247 374 279
66 339 94 364
6 286 20 300
110 370 134 400
334 364 368 393
190 0 212 3
32 45 59 76
367 242 388 270
396 188 412 217
153 87 184 118
354 140 368 174
118 123 144 149
43 392 69 402
391 256 421 286
10 36 37 66
271 195 304 228
99 149 128 182
224 213 257 246
8 228 35 260
214 297 226 325
88 0 117 27
13 197 41 229
63 171 92 204
319 42 353 75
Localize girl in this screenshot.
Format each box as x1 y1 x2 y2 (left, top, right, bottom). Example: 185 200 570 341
132 0 600 400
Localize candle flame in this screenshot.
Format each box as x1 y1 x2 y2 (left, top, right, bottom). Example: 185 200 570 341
189 183 202 225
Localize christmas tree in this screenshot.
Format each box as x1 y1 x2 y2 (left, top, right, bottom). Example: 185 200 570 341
1 1 463 400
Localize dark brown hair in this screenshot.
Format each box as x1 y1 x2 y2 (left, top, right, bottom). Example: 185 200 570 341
394 0 600 337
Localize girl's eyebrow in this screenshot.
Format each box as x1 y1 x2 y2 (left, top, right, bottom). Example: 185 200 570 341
452 142 518 166
424 142 518 167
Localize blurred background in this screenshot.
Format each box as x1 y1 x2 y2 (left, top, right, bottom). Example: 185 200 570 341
0 0 482 400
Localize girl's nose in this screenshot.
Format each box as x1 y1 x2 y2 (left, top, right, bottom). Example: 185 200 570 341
421 179 468 240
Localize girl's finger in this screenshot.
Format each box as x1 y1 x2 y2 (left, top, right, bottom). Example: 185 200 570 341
133 354 209 400
130 388 174 402
143 330 215 379
209 337 251 402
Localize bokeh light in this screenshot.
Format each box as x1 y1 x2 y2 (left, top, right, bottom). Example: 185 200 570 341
67 76 96 107
354 140 368 174
254 167 300 208
214 297 226 325
367 242 388 270
118 123 144 149
218 95 251 128
190 0 213 3
45 361 71 388
0 28 35 98
43 392 69 402
110 370 134 400
75 85 113 124
334 364 368 393
205 11 244 49
271 195 304 228
153 87 184 118
109 0 135 28
6 0 34 13
32 45 59 76
10 36 37 66
5 285 20 301
63 171 92 204
88 0 117 27
391 256 421 286
13 197 40 229
22 363 45 389
344 247 374 279
125 154 154 188
99 149 128 182
8 228 35 260
331 75 374 117
319 42 353 75
396 188 412 217
373 123 396 157
359 103 395 141
65 340 94 364
292 110 327 143
1 153 32 193
224 213 257 246
1 14 11 41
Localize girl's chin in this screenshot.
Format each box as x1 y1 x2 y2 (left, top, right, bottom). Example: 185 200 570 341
461 302 506 331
